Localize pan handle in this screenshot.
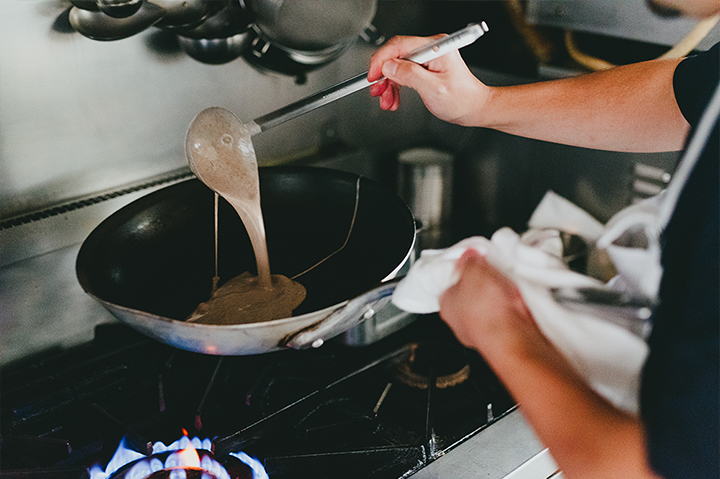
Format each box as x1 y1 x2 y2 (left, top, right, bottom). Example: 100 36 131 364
285 277 402 349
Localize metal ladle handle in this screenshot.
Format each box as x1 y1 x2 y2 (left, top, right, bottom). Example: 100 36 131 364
252 22 489 133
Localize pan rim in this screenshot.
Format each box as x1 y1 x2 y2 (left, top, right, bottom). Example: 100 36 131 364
86 289 349 329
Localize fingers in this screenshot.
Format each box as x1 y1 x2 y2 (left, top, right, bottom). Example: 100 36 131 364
368 34 442 82
440 248 528 320
439 249 537 351
368 34 447 111
453 248 494 289
439 249 489 313
456 248 485 270
369 80 387 97
370 57 442 111
369 79 399 111
382 83 401 111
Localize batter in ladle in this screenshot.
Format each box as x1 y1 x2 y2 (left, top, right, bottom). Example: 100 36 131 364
185 107 305 325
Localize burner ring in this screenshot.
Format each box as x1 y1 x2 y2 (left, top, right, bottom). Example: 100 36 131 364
393 342 471 389
145 468 219 479
106 449 252 479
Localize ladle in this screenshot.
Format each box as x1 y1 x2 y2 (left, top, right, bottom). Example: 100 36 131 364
184 23 488 288
249 22 489 133
185 108 270 286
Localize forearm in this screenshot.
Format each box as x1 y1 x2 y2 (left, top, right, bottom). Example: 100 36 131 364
439 251 661 477
471 58 689 153
479 329 660 479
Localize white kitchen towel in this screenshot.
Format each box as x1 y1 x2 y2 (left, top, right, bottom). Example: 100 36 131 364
392 226 649 414
596 193 665 299
528 190 605 241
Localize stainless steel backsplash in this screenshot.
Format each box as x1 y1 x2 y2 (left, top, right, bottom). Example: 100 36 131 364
0 0 427 221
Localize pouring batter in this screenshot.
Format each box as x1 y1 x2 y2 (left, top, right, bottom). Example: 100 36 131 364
185 107 305 325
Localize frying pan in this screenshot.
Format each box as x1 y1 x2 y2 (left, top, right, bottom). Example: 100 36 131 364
76 166 416 355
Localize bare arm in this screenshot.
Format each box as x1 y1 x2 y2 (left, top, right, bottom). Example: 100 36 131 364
482 59 689 152
438 250 662 479
369 36 690 153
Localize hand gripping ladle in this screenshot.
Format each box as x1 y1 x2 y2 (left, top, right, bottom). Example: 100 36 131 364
185 22 489 286
248 21 489 133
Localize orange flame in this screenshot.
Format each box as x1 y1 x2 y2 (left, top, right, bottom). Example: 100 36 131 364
90 434 268 479
175 446 201 469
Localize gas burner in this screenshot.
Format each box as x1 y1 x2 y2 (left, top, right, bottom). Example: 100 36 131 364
95 435 262 479
393 342 471 389
0 319 515 479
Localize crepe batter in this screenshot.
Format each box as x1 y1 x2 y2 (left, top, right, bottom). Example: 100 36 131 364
185 107 305 325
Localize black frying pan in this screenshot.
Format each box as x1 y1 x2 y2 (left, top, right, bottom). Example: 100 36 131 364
76 166 415 355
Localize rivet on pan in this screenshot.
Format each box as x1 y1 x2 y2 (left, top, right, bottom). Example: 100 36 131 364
363 308 375 319
312 339 324 349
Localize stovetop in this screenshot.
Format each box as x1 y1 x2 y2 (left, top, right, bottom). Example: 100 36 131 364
0 315 516 479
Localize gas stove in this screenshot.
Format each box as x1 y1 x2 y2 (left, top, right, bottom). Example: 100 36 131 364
0 314 532 479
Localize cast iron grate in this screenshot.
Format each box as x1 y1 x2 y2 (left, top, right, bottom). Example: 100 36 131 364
0 316 514 479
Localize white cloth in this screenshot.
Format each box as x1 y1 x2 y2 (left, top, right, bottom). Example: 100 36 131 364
392 192 652 414
528 190 605 241
392 85 720 415
596 193 665 299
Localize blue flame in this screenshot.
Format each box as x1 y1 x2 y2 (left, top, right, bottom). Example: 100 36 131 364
88 435 265 479
230 452 270 479
88 437 145 479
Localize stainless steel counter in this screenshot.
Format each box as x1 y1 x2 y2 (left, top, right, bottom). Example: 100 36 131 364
410 409 559 479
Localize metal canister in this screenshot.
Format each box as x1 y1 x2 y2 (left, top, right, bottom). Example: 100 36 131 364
397 147 454 249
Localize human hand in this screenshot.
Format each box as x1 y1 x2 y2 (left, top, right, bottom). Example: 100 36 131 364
368 34 490 126
438 249 539 354
441 249 661 479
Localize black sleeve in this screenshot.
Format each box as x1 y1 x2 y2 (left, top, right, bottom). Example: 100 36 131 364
642 41 719 479
673 42 720 126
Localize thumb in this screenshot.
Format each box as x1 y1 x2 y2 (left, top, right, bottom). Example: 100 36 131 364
456 248 484 271
381 58 438 92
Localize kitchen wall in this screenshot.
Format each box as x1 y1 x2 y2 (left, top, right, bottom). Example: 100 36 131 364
1 0 434 364
0 0 700 363
0 1 427 221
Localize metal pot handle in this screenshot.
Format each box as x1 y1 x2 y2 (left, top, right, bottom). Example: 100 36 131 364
285 277 402 349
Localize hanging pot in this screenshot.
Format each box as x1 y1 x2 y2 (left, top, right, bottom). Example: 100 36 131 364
244 0 377 52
